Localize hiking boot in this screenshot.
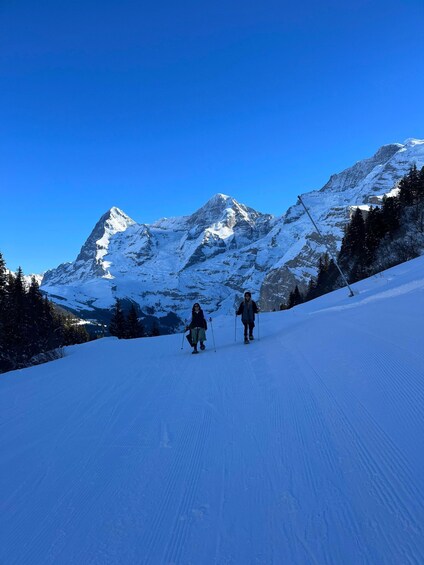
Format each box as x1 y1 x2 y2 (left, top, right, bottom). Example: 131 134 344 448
192 348 199 354
249 334 254 340
200 342 205 350
244 337 249 344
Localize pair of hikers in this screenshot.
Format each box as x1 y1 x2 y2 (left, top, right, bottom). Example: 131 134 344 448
186 292 259 353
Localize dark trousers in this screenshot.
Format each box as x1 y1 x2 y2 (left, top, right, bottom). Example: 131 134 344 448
243 322 254 337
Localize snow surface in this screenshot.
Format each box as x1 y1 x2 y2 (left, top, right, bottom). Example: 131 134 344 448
2 256 424 564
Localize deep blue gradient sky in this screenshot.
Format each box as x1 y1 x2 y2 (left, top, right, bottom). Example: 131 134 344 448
1 0 424 273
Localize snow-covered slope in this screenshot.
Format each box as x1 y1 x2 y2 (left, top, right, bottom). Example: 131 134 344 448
41 139 424 320
2 255 424 563
260 138 424 306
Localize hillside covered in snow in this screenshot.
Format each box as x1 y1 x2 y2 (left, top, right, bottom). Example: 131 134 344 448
2 254 424 563
40 139 424 325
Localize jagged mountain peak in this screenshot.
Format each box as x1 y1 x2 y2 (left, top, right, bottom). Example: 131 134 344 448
89 206 135 243
99 206 135 229
74 207 135 262
192 193 237 216
206 192 231 203
151 194 239 230
188 192 270 229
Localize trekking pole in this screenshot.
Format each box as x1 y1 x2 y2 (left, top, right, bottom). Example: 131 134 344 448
234 314 237 342
257 312 260 341
209 318 217 352
180 320 187 350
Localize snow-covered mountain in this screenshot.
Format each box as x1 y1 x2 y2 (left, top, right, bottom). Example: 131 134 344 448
260 138 424 306
41 138 424 320
6 269 44 288
42 195 275 321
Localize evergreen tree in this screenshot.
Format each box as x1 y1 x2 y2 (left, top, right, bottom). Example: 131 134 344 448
398 171 414 206
41 296 60 350
287 285 303 308
5 267 29 366
62 316 90 345
407 164 421 202
0 252 6 305
364 206 387 268
0 261 89 374
315 254 333 291
339 208 366 277
151 322 160 337
307 253 342 298
25 277 46 357
0 253 8 370
381 196 400 235
109 299 126 338
304 276 317 301
419 166 424 202
126 303 144 338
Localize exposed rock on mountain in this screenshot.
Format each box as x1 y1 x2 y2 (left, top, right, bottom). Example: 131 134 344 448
41 139 424 320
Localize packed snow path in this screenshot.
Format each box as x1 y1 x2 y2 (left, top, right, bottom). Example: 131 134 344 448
2 258 424 564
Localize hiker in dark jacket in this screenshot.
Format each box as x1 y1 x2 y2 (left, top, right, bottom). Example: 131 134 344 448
186 303 208 354
236 291 259 344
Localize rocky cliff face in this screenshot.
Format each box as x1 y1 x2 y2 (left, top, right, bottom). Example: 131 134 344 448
259 139 424 309
42 207 136 285
41 139 424 320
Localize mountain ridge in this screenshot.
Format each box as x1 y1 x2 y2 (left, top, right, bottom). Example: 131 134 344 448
41 138 424 322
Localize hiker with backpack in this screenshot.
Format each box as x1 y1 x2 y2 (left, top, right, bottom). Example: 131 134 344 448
236 291 259 344
186 303 208 354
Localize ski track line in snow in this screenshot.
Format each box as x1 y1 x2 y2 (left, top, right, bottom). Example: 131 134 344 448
241 355 282 564
252 352 326 564
68 356 195 564
0 370 78 428
140 409 211 564
289 311 424 444
210 337 369 564
340 314 424 368
0 378 113 516
86 348 207 564
0 376 118 515
255 348 318 563
275 346 369 565
161 410 212 564
13 379 138 565
341 322 424 437
310 314 424 466
3 358 176 564
293 344 424 564
212 354 257 564
215 345 326 564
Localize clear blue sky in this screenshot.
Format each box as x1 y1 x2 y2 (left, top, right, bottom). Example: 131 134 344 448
1 0 423 274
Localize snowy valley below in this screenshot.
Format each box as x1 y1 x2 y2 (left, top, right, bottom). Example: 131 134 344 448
2 254 424 563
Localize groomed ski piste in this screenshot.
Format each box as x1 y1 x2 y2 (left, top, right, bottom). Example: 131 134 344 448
1 257 424 565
